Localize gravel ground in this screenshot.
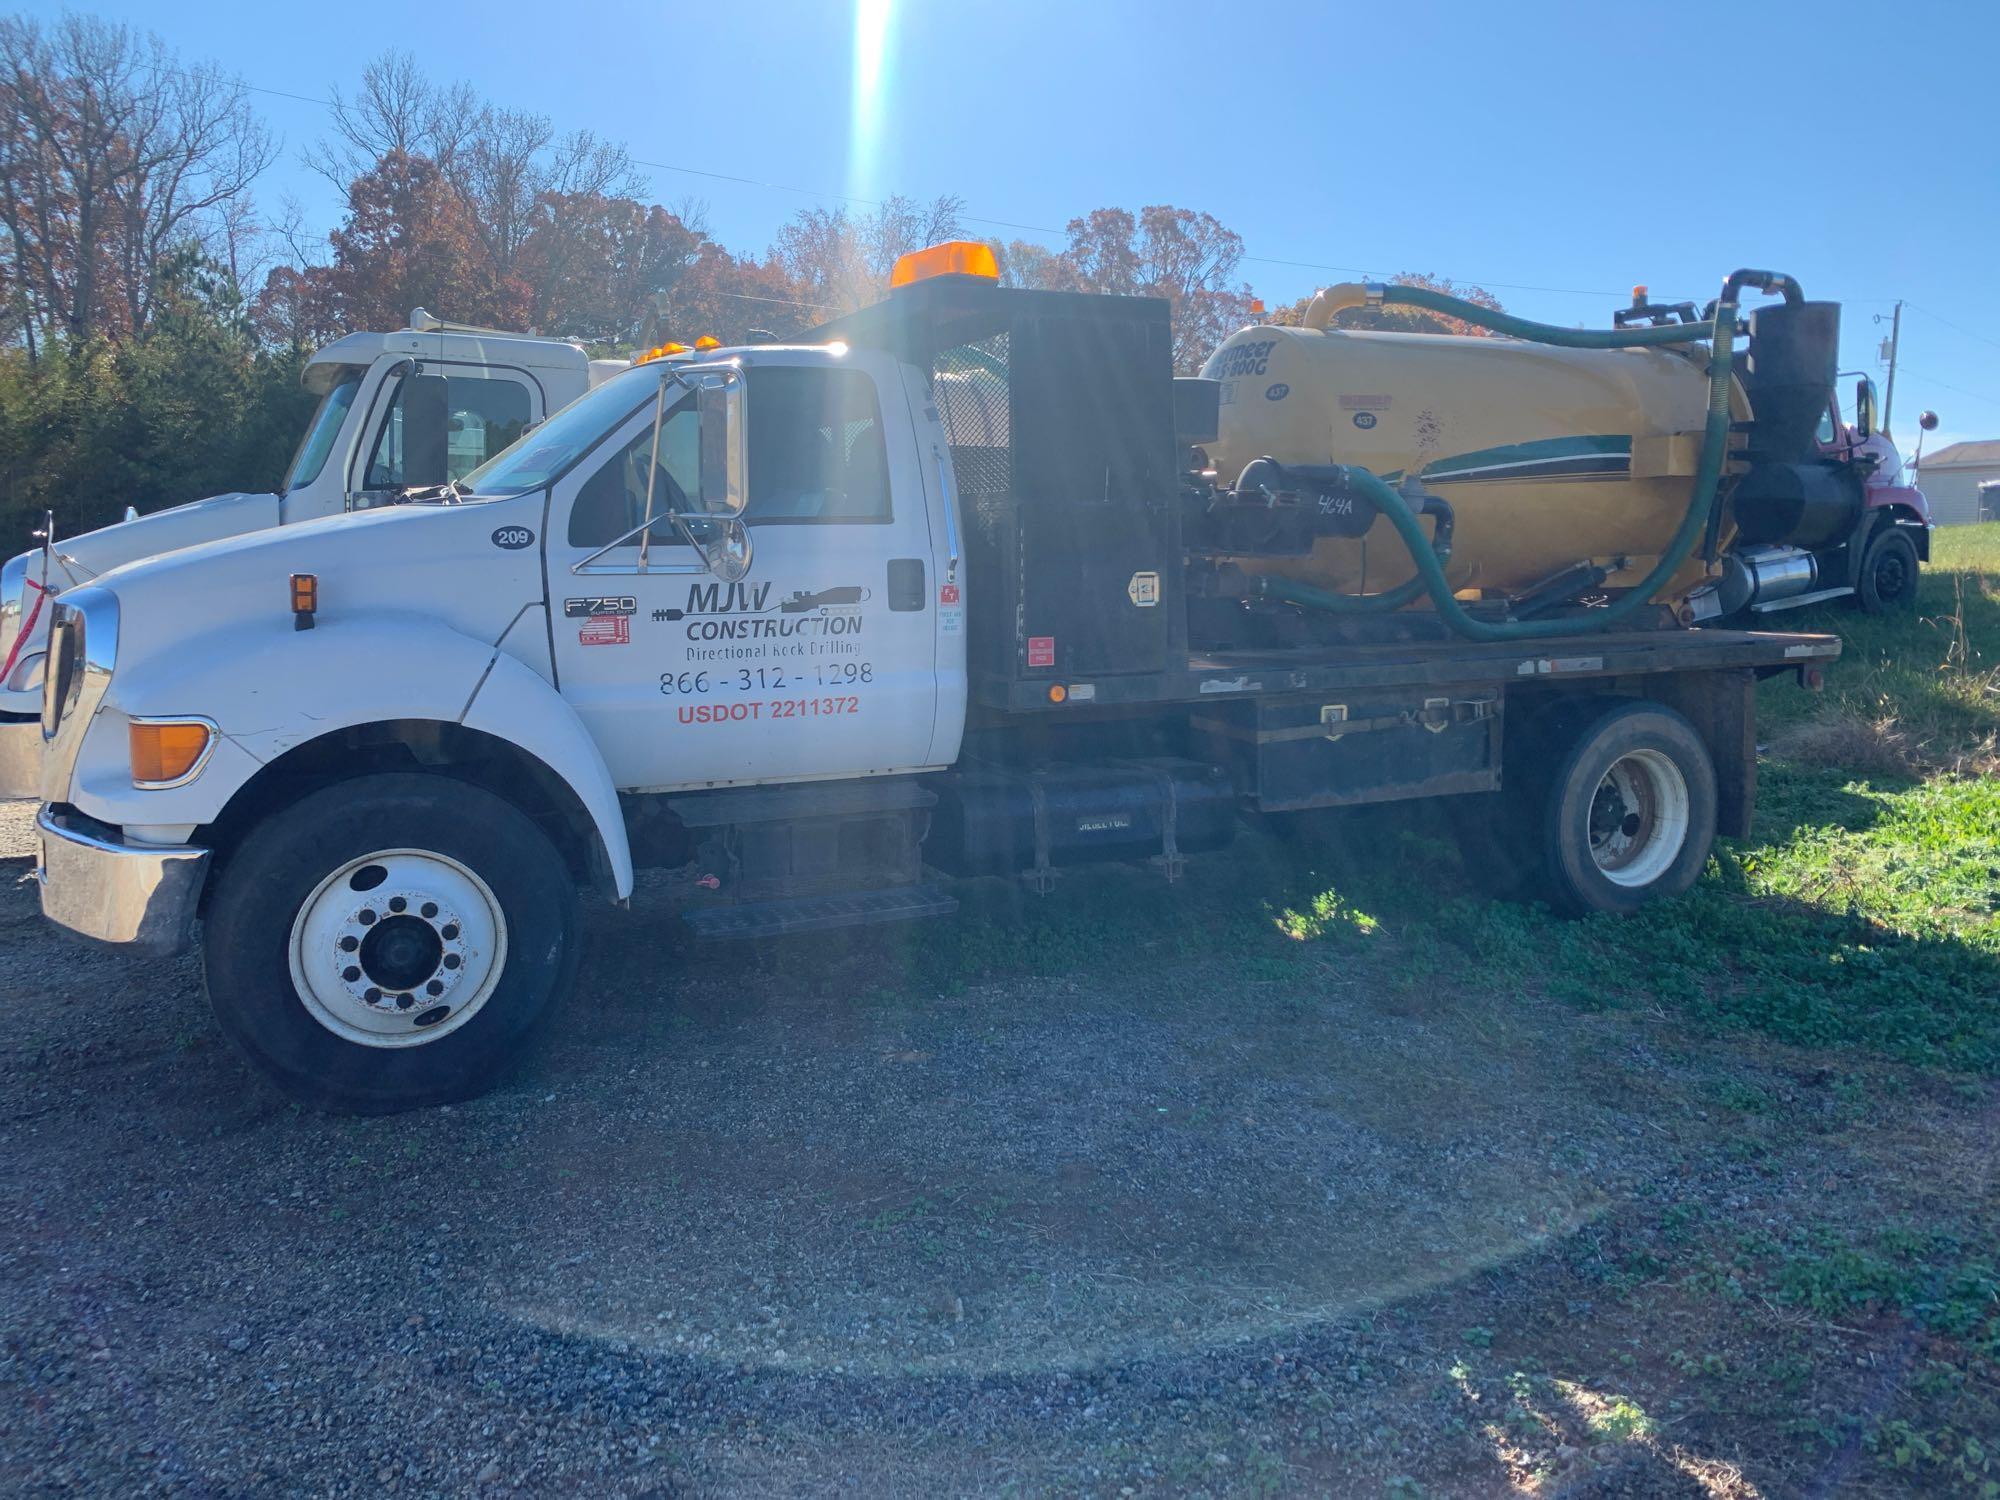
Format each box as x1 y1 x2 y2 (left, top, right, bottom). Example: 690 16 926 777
2 797 1991 1496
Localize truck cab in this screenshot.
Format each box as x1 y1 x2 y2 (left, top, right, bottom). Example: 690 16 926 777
0 315 620 797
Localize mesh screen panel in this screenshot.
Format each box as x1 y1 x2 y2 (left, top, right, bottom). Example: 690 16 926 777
933 337 1011 526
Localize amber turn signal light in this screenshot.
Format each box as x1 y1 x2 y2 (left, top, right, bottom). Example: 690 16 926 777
129 719 213 787
291 572 317 630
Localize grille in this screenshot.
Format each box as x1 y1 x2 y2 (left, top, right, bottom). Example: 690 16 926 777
41 609 79 738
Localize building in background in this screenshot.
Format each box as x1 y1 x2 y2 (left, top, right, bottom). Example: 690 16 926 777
1914 440 2000 524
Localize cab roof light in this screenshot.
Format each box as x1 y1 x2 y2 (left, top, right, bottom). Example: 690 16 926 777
890 239 1000 290
693 335 721 351
633 341 691 366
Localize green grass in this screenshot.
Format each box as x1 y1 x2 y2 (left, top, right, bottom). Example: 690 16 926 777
842 523 2000 1075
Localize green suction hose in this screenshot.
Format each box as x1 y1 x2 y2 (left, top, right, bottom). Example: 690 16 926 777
1269 284 1745 639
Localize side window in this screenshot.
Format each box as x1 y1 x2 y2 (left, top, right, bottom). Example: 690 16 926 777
567 402 700 547
365 374 533 488
1816 402 1837 445
747 367 891 523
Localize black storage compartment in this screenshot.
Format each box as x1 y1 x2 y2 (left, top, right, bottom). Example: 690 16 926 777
819 276 1184 697
1196 689 1501 811
945 307 1179 686
926 759 1236 877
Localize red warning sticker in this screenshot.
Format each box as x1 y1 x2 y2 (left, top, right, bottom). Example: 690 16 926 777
938 583 961 605
579 614 630 646
1027 635 1055 668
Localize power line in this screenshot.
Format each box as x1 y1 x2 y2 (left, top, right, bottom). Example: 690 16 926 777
1906 302 2000 356
1887 362 2000 411
168 57 2000 328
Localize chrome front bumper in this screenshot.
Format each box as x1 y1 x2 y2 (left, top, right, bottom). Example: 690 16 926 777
36 804 210 957
0 712 37 800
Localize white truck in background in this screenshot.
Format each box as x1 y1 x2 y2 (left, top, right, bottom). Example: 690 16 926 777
0 313 627 797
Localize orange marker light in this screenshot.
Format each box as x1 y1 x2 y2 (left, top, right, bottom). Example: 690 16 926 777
890 240 1000 289
693 335 721 351
129 719 213 786
1047 684 1068 704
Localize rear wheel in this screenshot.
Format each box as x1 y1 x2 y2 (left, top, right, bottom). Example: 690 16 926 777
1533 700 1717 915
203 773 580 1113
1855 524 1920 613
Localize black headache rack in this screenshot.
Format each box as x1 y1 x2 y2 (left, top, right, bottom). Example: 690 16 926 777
813 276 1843 718
816 275 1184 697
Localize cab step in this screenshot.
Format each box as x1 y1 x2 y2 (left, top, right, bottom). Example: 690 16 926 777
681 883 958 941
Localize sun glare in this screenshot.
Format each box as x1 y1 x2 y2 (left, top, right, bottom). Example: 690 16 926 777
849 0 893 202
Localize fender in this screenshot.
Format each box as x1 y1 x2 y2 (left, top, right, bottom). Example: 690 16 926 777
461 648 633 898
69 611 634 900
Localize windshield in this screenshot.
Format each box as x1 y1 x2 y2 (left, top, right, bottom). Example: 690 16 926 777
463 366 663 498
283 373 362 493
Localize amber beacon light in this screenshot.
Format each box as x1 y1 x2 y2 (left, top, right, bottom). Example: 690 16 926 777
890 240 1000 289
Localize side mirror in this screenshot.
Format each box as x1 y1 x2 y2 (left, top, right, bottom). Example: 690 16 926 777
696 370 747 515
1919 410 1940 432
683 514 752 582
402 373 452 488
1854 376 1877 441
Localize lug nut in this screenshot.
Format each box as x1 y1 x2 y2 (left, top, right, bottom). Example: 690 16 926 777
442 954 462 970
426 979 445 996
342 966 361 983
358 909 377 926
389 897 407 913
420 902 438 919
339 935 359 953
364 987 382 1003
440 924 460 941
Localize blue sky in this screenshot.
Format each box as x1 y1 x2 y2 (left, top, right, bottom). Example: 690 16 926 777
30 0 2000 447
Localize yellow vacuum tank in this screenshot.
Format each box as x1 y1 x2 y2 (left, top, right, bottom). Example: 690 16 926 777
1199 322 1747 605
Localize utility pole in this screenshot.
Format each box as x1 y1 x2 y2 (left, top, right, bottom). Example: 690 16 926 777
1876 300 1903 432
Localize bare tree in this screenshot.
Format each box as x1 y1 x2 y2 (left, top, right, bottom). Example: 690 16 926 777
772 193 964 314
109 52 273 332
301 49 432 189
0 14 272 347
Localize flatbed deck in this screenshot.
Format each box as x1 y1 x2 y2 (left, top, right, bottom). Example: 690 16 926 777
978 626 1843 713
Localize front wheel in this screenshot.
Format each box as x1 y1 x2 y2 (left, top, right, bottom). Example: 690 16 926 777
203 773 580 1113
1854 524 1920 613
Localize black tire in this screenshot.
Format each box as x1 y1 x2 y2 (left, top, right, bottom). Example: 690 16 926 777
203 772 580 1113
1854 524 1920 613
1520 699 1719 916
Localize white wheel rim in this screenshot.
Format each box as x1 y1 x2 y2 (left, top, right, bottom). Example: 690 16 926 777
1587 749 1690 889
287 848 508 1048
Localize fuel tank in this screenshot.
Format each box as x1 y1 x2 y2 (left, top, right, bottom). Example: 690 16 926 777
1200 325 1751 605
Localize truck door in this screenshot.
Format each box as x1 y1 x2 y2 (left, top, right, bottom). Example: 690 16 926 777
548 353 940 791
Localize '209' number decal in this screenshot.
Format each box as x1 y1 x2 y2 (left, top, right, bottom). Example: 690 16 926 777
491 525 536 550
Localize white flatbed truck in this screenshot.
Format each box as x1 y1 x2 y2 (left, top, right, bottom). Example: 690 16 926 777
30 253 1839 1111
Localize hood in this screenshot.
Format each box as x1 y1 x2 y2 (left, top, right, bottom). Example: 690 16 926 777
14 491 282 592
92 495 551 689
